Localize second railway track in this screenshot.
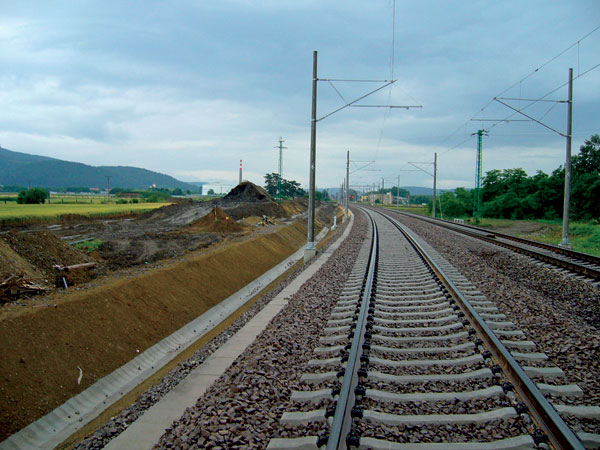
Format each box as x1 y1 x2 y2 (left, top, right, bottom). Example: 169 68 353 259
375 207 600 284
268 207 599 449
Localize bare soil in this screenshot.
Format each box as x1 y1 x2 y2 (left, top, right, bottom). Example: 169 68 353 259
482 220 555 237
0 183 338 442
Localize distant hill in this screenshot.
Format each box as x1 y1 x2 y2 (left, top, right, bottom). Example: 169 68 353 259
0 147 198 191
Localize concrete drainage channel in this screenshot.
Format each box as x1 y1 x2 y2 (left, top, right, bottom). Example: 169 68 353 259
1 225 335 450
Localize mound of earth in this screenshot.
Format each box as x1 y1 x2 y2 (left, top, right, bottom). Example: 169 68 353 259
224 181 271 202
187 207 248 233
137 200 213 228
222 201 287 221
98 233 217 269
0 231 93 283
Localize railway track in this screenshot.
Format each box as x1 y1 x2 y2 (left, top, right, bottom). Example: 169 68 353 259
268 208 599 449
376 208 600 284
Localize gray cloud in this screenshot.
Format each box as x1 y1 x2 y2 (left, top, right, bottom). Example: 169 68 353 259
1 1 598 190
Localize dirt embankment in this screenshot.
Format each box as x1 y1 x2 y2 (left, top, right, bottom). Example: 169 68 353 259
0 179 340 441
0 220 314 440
0 231 93 283
0 183 311 285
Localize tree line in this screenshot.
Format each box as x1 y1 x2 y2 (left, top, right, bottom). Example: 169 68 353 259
430 134 599 221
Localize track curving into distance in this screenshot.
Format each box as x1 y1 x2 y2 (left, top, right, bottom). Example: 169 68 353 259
267 207 598 450
376 208 600 284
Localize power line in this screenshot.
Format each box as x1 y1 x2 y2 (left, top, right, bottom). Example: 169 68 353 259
433 25 600 154
372 0 397 165
487 60 600 133
477 25 600 120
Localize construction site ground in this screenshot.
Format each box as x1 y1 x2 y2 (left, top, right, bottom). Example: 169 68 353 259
0 182 339 442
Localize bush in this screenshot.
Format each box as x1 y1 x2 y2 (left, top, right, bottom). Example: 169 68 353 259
73 239 102 252
131 198 139 203
16 188 49 204
116 198 128 204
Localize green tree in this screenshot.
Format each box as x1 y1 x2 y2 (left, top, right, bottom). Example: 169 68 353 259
264 173 280 197
207 188 215 195
391 186 410 198
17 188 49 204
0 184 27 192
264 173 304 199
571 134 600 220
572 134 600 175
426 188 473 218
460 133 599 221
410 194 431 205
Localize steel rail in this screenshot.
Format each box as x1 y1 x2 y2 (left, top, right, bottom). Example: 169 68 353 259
434 213 599 265
326 212 378 449
379 208 600 281
373 208 585 450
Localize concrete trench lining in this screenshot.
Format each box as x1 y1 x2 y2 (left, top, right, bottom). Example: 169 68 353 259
1 225 331 450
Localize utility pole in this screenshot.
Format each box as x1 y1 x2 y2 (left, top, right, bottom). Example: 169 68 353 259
239 160 243 185
105 175 111 202
345 151 350 218
275 137 287 202
472 130 488 223
304 50 420 262
560 68 573 248
306 51 318 261
397 174 400 206
493 68 574 247
432 153 437 218
411 158 437 218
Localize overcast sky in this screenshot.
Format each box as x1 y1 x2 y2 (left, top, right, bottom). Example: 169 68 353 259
1 1 599 192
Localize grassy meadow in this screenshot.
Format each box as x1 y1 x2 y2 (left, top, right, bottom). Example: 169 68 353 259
378 204 600 257
0 200 168 224
476 218 600 257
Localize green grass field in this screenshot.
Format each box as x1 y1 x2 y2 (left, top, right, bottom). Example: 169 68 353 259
379 204 600 257
478 218 600 257
0 201 168 224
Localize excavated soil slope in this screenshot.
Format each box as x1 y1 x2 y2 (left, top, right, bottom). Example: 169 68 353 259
183 207 249 234
0 231 93 282
0 220 310 441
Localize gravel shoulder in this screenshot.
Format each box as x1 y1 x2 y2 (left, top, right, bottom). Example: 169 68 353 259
145 209 368 449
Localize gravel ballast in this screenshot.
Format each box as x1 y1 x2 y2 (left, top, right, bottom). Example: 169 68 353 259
77 207 599 448
390 211 600 435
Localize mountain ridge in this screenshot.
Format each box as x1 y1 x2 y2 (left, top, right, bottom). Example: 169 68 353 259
0 147 198 191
